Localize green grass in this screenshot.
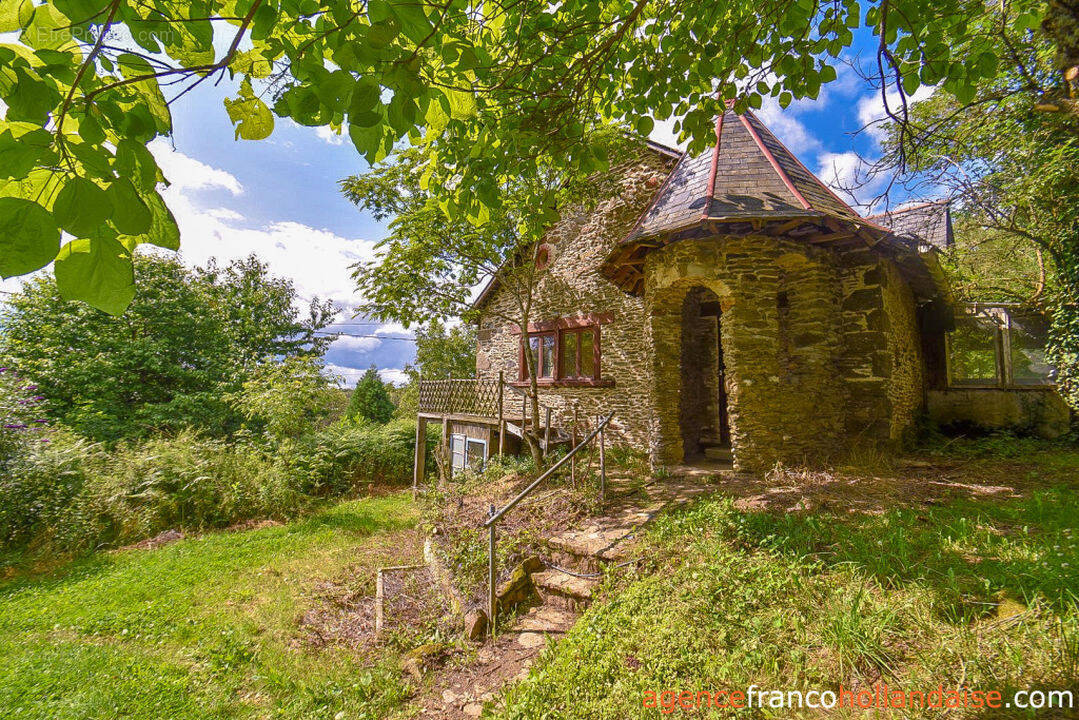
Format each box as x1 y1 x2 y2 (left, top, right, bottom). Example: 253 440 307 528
499 455 1079 719
0 494 420 720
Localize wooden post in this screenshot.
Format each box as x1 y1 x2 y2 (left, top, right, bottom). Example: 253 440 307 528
413 416 427 499
598 414 606 507
488 508 497 634
571 406 578 487
497 371 505 459
544 406 552 455
442 416 450 480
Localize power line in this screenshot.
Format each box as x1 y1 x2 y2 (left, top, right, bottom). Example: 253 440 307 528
313 331 416 341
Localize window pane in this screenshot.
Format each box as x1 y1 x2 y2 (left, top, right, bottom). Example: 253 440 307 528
561 331 578 378
949 312 1001 386
580 329 595 378
1009 311 1054 385
466 439 486 470
451 435 466 470
528 336 540 377
541 334 555 378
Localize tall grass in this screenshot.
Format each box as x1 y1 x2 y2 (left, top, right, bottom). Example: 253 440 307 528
0 419 432 565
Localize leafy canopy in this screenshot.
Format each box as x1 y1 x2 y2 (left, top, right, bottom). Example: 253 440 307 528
878 20 1079 410
0 0 1064 313
0 254 335 441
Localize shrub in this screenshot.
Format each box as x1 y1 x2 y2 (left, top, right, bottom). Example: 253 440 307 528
0 428 97 552
0 418 429 561
89 431 307 543
281 419 424 496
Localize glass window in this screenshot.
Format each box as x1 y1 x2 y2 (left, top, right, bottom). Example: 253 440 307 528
1009 312 1054 385
450 434 466 470
540 334 555 378
949 313 1002 386
561 330 578 377
579 329 595 377
466 438 487 471
528 336 540 377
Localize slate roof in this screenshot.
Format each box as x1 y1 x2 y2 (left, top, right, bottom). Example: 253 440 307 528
626 109 869 243
866 200 953 250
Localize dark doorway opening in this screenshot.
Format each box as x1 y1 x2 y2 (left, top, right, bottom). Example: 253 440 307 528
679 287 732 462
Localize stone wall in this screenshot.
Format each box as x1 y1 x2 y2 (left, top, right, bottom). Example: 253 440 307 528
927 388 1071 438
835 253 926 446
880 259 926 443
474 151 674 447
644 236 848 471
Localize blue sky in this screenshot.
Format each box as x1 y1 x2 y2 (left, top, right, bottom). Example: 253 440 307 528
7 31 928 387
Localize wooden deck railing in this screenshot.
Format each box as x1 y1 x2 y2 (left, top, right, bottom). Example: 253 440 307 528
417 377 502 417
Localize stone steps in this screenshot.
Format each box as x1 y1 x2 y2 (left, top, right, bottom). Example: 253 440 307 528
703 445 733 462
531 568 598 611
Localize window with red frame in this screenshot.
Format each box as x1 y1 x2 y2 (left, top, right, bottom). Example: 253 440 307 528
520 326 600 382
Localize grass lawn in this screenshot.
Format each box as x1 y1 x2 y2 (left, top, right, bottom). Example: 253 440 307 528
0 493 420 720
499 443 1079 719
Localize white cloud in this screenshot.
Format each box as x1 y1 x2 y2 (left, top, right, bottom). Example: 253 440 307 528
324 363 368 388
816 150 889 210
856 85 935 142
379 368 410 386
754 97 822 155
323 364 408 388
374 322 413 337
330 334 382 353
149 139 243 195
149 142 378 306
314 125 347 146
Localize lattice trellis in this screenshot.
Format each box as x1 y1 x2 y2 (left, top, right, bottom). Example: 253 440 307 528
418 378 501 416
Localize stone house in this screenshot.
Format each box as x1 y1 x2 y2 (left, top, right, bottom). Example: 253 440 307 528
416 108 1067 475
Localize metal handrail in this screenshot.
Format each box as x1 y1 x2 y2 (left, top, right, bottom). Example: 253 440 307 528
485 412 613 528
483 411 613 633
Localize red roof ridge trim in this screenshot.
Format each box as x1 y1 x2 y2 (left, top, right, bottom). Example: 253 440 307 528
737 113 812 211
702 111 726 219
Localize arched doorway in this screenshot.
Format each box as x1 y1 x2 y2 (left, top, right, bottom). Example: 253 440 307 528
679 286 731 461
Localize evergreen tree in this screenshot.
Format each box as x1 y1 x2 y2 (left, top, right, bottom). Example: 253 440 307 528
347 366 395 424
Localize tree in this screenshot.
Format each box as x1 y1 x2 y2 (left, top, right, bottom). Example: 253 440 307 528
0 253 335 441
408 319 477 381
1 0 1074 315
871 20 1079 410
232 355 339 442
389 319 476 417
347 366 395 424
343 139 628 462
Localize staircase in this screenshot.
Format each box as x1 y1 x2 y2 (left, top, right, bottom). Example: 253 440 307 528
531 526 634 610
697 427 733 463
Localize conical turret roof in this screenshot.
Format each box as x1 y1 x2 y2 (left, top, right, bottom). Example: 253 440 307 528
602 108 892 295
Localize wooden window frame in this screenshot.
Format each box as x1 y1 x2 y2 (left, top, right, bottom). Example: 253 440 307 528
945 304 1055 390
515 317 612 387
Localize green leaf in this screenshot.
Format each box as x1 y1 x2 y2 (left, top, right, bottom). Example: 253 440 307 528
224 82 275 140
20 4 72 50
0 0 33 33
114 139 159 192
635 115 654 136
54 234 136 315
0 129 43 179
0 197 60 277
349 78 384 127
106 178 152 235
390 0 434 44
53 176 112 237
118 191 179 251
6 66 60 124
446 88 476 120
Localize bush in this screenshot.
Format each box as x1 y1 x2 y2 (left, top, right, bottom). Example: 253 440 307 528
0 428 96 551
281 419 425 496
0 419 429 561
